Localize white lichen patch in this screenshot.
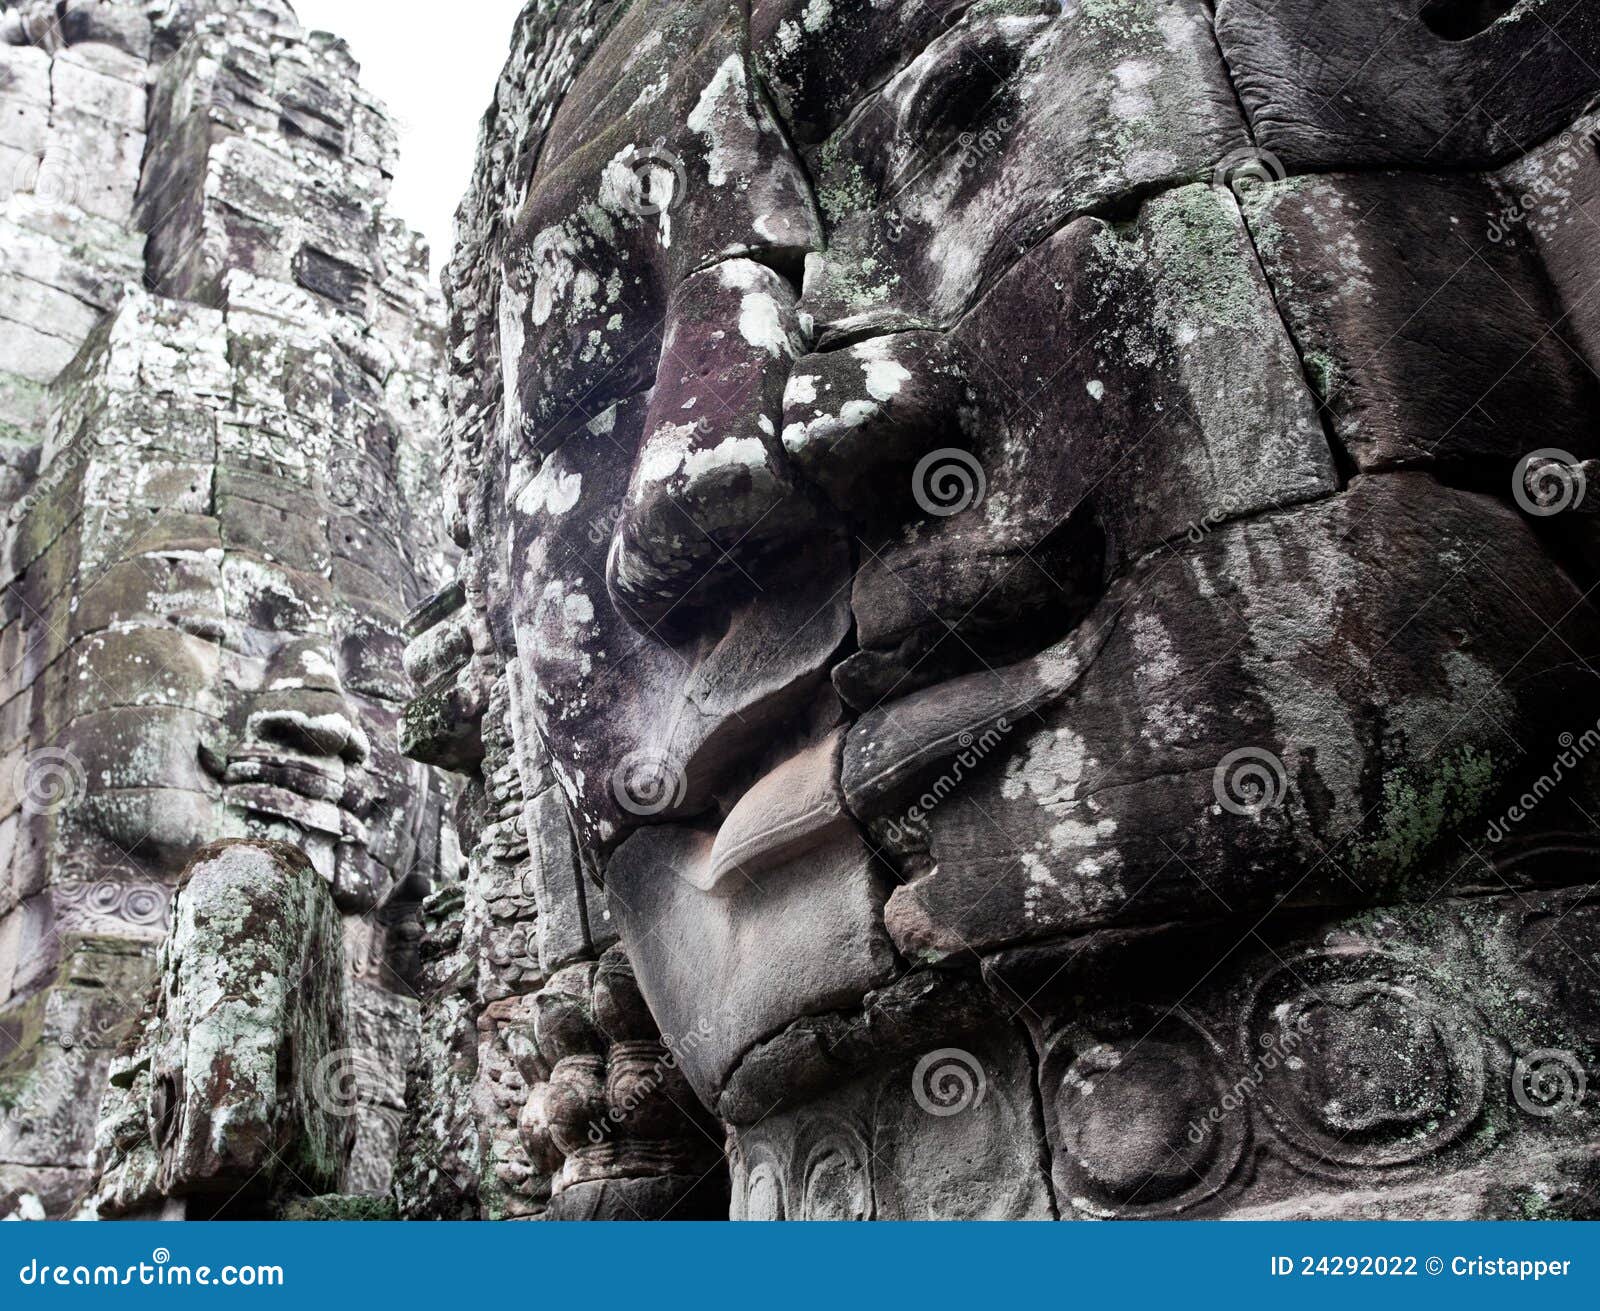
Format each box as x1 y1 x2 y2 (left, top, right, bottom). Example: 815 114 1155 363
516 463 583 519
861 350 912 402
687 55 749 187
739 290 793 357
1003 725 1094 808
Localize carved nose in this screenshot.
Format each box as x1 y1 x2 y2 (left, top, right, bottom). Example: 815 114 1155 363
607 259 815 630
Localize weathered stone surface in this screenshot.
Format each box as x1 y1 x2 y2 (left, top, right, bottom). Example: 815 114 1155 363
6 0 1598 1226
607 819 896 1104
409 0 1600 1222
799 0 1244 338
1214 0 1600 170
1244 171 1599 473
96 841 350 1217
0 0 455 1219
863 477 1595 958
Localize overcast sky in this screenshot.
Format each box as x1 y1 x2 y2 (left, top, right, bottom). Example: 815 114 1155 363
289 0 528 276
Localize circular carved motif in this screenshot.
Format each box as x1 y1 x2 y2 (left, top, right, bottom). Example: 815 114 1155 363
796 1119 872 1221
1242 949 1485 1172
730 1135 786 1222
1047 1013 1244 1218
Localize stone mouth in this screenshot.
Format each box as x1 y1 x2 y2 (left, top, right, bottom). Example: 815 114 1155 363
220 749 372 843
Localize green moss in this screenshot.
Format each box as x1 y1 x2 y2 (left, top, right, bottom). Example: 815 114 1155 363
1143 185 1265 333
1302 350 1341 403
1350 747 1496 884
819 159 875 226
1075 0 1157 40
276 1194 398 1222
972 0 1059 17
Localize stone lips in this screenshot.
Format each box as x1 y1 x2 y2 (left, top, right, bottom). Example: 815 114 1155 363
5 0 1600 1224
424 0 1600 1220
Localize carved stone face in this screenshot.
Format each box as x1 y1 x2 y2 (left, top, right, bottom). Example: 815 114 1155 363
460 0 1600 1217
5 289 442 999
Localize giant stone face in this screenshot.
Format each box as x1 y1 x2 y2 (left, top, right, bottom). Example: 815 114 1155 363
448 0 1600 1218
3 286 444 999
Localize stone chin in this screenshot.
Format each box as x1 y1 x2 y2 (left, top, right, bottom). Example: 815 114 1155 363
433 0 1600 1218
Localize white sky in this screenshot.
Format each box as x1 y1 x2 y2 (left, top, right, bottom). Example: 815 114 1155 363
288 0 529 276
